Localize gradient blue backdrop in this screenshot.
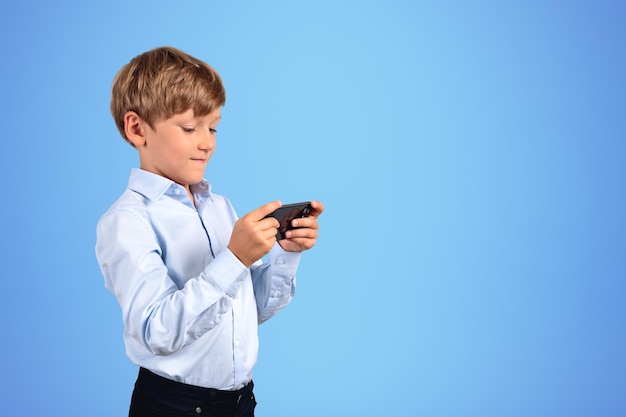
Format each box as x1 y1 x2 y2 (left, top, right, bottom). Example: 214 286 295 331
1 1 624 416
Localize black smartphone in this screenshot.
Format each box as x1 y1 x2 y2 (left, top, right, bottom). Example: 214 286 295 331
264 201 312 240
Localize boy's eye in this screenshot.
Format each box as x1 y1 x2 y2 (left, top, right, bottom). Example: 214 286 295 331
181 126 217 133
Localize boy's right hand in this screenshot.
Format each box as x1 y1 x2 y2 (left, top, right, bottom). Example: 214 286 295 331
228 201 282 267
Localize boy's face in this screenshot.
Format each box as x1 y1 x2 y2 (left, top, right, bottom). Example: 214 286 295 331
135 108 221 189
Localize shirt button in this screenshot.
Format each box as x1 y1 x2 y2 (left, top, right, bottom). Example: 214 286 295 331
195 406 202 413
174 188 181 195
235 339 240 346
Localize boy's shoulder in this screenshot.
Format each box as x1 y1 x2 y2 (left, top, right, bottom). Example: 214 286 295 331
97 169 168 222
97 186 151 227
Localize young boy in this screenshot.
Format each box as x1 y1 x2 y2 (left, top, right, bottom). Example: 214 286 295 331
95 46 323 417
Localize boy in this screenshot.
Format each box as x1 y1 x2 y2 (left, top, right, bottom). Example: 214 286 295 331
95 46 323 417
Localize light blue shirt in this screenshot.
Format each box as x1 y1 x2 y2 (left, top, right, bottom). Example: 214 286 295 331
95 168 301 390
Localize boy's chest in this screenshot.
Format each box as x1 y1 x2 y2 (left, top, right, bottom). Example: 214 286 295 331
154 208 234 288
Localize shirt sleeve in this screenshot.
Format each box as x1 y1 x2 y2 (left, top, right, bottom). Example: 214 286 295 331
251 243 301 324
95 208 248 356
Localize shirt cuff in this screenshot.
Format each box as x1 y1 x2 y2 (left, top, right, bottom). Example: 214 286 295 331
269 243 302 278
202 248 248 297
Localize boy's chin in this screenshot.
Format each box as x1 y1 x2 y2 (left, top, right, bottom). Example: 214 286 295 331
187 168 207 181
187 175 206 185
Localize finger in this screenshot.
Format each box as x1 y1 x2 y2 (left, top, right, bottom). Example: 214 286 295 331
308 200 324 218
285 225 318 240
247 200 283 221
290 216 318 230
258 216 280 231
281 235 316 251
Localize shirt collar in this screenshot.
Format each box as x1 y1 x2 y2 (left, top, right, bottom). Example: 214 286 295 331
127 168 212 205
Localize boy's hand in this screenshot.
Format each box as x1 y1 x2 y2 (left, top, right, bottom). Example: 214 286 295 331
228 201 282 268
278 200 324 253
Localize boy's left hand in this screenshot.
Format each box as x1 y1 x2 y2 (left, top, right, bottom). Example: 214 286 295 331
278 200 324 252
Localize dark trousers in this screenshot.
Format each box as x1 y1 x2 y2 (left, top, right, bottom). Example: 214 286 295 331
129 368 256 417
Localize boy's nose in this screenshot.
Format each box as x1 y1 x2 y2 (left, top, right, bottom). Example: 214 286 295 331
198 130 215 150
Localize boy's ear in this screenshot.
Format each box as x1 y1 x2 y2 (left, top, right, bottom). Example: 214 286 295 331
124 111 147 147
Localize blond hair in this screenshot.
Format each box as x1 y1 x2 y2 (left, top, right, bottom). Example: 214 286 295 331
110 46 226 145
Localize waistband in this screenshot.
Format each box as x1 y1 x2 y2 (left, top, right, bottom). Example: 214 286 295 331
137 367 253 402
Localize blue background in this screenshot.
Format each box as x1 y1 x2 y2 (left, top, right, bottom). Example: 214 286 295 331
1 1 625 416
